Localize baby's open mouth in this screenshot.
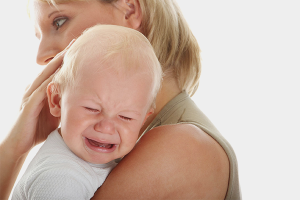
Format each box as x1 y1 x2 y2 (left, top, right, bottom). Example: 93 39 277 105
87 138 114 149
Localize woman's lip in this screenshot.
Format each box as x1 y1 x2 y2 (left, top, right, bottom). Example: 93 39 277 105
84 137 117 153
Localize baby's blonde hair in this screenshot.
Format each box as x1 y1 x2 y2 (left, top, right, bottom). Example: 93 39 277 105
32 0 201 96
52 24 163 107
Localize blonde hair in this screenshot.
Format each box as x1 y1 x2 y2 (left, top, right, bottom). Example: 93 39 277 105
32 0 201 96
53 24 162 107
105 0 201 96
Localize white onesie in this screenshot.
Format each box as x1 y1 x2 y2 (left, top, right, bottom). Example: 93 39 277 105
12 129 117 200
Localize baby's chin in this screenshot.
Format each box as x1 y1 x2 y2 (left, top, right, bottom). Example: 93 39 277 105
82 153 119 165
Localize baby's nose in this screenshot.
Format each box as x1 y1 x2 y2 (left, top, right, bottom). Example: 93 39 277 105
94 119 116 135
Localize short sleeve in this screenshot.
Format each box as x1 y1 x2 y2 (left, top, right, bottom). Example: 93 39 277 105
26 167 93 200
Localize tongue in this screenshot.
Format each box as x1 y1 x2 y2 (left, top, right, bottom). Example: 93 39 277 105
88 139 112 148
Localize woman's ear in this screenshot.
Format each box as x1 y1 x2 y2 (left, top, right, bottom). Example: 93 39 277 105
47 82 62 117
115 0 142 30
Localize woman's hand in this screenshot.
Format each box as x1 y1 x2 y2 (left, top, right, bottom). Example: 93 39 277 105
10 50 64 155
0 39 74 200
10 39 75 156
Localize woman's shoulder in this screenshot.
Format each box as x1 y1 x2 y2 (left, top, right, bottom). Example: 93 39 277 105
140 123 228 156
142 124 229 172
138 124 229 198
96 123 230 199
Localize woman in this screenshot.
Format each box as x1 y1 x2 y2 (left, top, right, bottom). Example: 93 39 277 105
0 0 241 199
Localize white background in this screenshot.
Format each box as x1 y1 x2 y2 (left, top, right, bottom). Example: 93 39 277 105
1 1 300 199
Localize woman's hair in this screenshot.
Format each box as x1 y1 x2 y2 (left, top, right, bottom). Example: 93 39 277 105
33 0 201 96
53 24 163 107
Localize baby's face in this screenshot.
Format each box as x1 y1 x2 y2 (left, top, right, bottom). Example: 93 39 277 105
58 57 154 164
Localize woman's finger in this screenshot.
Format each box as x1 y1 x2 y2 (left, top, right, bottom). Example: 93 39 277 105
21 68 59 113
23 52 63 100
23 39 75 100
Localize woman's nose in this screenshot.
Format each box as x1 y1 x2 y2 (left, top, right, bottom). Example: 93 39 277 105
36 37 62 65
94 119 116 135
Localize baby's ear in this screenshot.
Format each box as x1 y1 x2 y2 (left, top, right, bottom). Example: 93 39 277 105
47 82 62 117
143 108 154 125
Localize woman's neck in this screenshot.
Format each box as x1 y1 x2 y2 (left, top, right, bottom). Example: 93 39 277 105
139 77 181 135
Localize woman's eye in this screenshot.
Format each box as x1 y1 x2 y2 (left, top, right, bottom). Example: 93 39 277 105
53 17 67 30
85 107 99 113
119 115 132 121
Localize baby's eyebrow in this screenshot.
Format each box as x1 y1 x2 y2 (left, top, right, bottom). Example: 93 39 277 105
81 94 143 116
122 110 142 117
81 98 101 106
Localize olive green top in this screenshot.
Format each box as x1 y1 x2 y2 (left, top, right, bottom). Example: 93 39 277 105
140 91 241 200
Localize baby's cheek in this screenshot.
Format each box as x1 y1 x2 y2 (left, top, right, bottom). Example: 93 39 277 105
66 111 91 129
127 133 140 148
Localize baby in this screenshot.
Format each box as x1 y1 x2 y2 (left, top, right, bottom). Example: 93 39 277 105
12 25 162 200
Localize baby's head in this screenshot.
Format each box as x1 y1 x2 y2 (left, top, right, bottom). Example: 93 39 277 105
47 25 162 164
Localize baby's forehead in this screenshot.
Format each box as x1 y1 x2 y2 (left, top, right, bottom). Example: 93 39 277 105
76 49 148 75
74 53 152 85
66 61 154 108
